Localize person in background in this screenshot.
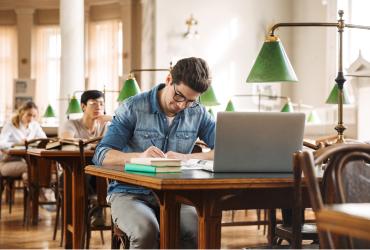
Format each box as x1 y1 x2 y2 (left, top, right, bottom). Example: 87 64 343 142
93 57 215 248
59 90 111 140
59 90 112 226
0 101 46 177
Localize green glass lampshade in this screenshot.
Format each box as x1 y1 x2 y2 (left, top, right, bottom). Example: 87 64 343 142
325 84 351 104
225 99 235 112
307 110 321 124
247 37 298 83
280 100 294 112
117 76 141 102
43 104 56 118
66 96 82 114
200 86 220 106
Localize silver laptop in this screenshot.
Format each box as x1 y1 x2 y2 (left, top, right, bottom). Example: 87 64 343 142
204 112 305 173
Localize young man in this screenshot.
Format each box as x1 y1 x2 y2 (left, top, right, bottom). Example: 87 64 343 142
59 90 112 226
93 57 215 248
60 90 111 139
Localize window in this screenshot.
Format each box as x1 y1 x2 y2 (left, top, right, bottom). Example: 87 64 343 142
32 26 61 121
0 26 17 124
341 0 370 68
88 20 122 115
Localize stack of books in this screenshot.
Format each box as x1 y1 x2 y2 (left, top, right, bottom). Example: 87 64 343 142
125 157 182 173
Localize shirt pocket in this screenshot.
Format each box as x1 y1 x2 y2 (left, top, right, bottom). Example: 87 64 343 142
174 131 197 153
133 130 163 151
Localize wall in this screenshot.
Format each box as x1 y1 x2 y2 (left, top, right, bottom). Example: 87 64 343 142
290 0 336 107
153 0 294 109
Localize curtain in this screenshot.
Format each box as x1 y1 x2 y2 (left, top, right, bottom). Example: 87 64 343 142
0 25 17 124
88 20 122 115
32 26 61 120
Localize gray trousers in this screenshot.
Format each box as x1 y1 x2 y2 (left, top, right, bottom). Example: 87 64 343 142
0 160 27 177
108 192 198 249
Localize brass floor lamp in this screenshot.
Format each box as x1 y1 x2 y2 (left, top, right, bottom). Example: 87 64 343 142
247 10 370 143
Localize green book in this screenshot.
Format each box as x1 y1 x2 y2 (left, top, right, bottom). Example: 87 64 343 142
124 163 181 173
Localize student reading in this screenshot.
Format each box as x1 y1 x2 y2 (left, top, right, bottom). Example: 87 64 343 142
93 57 215 248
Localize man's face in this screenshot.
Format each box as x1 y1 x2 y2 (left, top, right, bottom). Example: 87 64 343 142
164 76 201 115
82 97 104 118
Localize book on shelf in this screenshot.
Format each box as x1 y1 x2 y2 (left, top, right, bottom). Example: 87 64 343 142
124 163 181 173
129 157 181 167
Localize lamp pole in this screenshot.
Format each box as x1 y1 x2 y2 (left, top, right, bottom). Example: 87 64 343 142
269 10 370 143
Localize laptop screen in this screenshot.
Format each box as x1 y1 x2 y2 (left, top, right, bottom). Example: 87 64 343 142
212 112 305 173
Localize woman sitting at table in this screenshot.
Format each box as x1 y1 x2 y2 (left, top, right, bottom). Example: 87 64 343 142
59 90 111 226
0 101 46 177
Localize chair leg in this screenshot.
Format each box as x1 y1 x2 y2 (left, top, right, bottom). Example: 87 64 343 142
60 193 64 247
0 177 3 220
257 209 261 230
23 187 28 226
100 230 105 245
263 209 267 235
8 179 14 214
53 195 61 240
111 222 130 249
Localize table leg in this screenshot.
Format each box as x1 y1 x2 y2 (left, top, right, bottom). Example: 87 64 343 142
72 161 86 249
198 209 222 249
63 165 72 249
157 191 180 248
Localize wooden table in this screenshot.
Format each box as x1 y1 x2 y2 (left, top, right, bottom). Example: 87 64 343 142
27 148 93 249
85 165 301 249
316 203 370 242
5 148 27 157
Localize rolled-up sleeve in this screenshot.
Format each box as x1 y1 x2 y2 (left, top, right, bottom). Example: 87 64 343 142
93 101 135 166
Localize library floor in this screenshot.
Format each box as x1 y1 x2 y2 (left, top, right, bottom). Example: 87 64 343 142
0 191 291 249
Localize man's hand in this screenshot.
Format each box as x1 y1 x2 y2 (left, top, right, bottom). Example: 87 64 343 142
165 151 190 160
95 115 112 124
140 146 166 158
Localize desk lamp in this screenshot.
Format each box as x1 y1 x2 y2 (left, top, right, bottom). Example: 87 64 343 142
247 10 370 143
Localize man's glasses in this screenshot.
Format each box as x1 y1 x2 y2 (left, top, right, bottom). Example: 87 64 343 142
173 84 199 108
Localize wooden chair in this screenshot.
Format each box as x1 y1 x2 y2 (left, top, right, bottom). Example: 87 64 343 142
297 143 370 248
0 175 25 220
271 140 328 247
24 138 58 226
76 137 129 249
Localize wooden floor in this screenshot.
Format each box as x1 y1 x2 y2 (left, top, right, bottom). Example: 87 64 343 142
0 190 275 249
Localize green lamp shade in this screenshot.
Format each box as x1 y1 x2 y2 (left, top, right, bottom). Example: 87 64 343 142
325 84 351 104
117 77 141 102
66 96 82 114
307 110 320 124
200 86 220 106
280 101 294 112
247 40 298 83
208 108 214 117
43 104 56 118
225 100 235 112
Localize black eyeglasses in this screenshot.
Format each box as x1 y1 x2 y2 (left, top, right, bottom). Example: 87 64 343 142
173 84 199 108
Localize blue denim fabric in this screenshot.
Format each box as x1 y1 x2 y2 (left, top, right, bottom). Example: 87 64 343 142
93 83 216 195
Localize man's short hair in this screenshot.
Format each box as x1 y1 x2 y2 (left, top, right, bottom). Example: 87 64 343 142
80 90 104 105
171 57 211 93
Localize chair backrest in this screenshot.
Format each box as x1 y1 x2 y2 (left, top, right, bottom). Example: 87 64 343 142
77 136 107 205
78 136 103 168
296 143 370 248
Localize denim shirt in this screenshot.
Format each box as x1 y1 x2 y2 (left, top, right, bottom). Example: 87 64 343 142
93 83 215 195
